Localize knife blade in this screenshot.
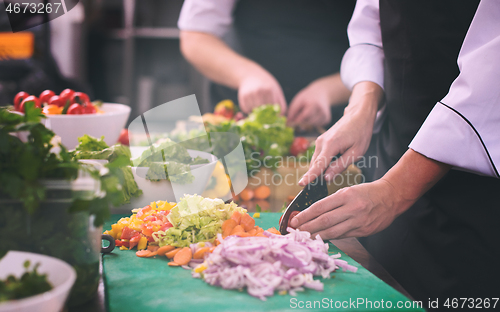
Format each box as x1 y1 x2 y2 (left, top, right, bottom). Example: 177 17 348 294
278 175 328 235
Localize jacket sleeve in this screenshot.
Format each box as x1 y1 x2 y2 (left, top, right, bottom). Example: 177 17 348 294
340 0 385 91
409 0 500 178
178 0 237 38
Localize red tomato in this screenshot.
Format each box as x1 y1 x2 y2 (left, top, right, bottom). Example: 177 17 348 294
67 103 83 114
19 96 41 113
118 129 129 146
82 103 96 114
14 91 29 110
289 137 310 156
70 92 90 105
59 89 74 104
120 227 139 240
39 90 55 104
48 95 64 107
143 215 158 222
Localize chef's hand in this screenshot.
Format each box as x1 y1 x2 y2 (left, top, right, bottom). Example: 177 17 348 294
291 149 451 239
299 81 383 184
238 68 287 115
288 74 351 127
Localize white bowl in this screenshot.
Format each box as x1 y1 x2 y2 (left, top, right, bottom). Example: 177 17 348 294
0 251 76 312
113 149 218 212
46 103 131 149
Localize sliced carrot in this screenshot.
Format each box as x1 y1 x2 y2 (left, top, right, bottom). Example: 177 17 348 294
230 211 242 225
235 232 251 237
157 245 175 256
146 251 158 258
168 262 181 266
254 185 271 200
193 247 211 259
230 225 245 235
222 219 237 237
208 246 216 252
256 233 267 237
267 227 281 235
247 228 258 236
136 250 152 257
240 213 255 232
239 188 254 201
173 247 192 265
254 226 264 234
147 245 159 252
165 248 181 259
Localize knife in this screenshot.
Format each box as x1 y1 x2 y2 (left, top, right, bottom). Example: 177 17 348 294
278 173 329 235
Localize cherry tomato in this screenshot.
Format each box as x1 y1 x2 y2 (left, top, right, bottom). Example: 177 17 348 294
48 95 65 107
39 90 55 104
67 103 83 114
14 91 29 111
289 137 310 156
59 89 74 105
82 103 96 114
19 96 41 113
118 129 129 146
70 92 90 105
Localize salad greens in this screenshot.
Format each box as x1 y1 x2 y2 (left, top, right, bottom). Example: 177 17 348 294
205 105 294 173
71 134 142 205
0 260 52 302
134 138 209 184
155 195 246 247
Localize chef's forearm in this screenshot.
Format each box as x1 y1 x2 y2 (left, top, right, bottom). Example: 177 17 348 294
380 149 452 216
343 81 383 123
180 31 267 90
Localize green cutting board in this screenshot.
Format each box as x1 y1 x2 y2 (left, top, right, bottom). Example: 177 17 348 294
103 213 424 312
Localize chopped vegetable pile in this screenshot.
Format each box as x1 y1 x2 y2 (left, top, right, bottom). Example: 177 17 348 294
103 200 176 250
155 195 247 247
0 260 52 302
192 228 358 301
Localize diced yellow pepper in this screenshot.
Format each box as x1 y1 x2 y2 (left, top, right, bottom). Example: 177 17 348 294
194 264 207 273
137 236 148 250
253 213 260 218
119 246 128 251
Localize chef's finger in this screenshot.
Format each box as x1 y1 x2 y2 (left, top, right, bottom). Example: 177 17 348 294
298 208 349 235
310 218 358 240
274 90 287 115
290 193 345 228
287 99 303 123
299 146 337 185
323 146 356 181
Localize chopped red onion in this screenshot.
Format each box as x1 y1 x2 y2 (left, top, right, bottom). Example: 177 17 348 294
192 227 357 300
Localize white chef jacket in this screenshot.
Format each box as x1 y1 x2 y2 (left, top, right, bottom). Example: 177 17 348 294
177 0 237 37
341 0 500 178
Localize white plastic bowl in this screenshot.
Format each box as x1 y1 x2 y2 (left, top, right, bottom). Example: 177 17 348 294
46 103 131 149
0 251 76 312
113 149 218 212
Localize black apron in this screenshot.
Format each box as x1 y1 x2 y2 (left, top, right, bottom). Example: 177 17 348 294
361 0 500 303
210 0 355 124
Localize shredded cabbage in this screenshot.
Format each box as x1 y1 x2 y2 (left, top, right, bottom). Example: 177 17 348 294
153 195 246 247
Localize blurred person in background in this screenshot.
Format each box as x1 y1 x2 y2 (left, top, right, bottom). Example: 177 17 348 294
178 0 355 129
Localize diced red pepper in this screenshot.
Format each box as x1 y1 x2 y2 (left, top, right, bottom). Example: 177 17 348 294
115 239 123 247
120 226 139 240
159 222 173 232
136 205 152 219
143 215 158 222
129 234 141 250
